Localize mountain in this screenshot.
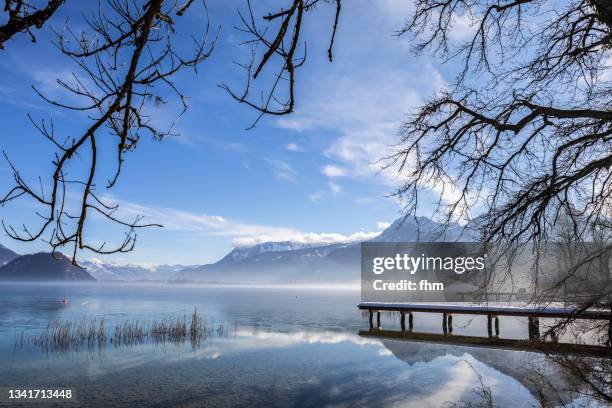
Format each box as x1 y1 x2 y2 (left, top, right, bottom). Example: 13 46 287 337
82 259 190 282
0 217 476 284
174 242 360 284
0 252 96 282
372 216 476 242
222 241 323 262
173 216 477 284
0 244 19 266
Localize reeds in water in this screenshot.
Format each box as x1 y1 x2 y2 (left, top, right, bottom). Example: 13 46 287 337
32 318 106 353
14 329 25 349
19 308 228 354
150 308 212 348
190 308 209 349
111 321 146 347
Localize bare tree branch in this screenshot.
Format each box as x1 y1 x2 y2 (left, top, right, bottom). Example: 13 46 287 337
389 0 612 247
220 0 342 128
0 0 65 49
1 0 218 264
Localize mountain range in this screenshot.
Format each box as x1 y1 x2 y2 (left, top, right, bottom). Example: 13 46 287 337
0 216 476 284
81 259 192 282
172 216 476 284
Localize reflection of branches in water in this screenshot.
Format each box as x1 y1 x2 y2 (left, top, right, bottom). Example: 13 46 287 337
446 361 493 408
21 308 231 355
447 355 610 407
509 352 606 408
476 332 612 406
543 354 612 405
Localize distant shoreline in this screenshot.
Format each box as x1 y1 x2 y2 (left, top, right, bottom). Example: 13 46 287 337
0 281 361 290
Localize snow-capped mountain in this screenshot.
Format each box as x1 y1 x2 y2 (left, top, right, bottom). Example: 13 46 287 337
372 216 478 242
222 241 324 262
173 241 359 284
173 216 477 284
0 216 478 284
82 259 190 282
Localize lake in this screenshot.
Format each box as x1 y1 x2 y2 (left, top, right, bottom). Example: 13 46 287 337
0 283 602 407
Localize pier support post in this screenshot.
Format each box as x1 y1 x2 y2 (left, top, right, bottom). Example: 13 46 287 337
528 316 533 339
400 312 405 332
408 312 413 331
487 314 493 339
442 313 448 335
448 314 453 334
494 316 499 337
376 311 381 329
608 303 611 347
528 316 540 340
368 311 373 331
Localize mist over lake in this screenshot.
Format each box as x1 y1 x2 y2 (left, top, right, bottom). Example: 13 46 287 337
0 282 595 408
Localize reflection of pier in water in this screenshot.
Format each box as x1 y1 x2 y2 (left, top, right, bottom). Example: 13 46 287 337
358 302 612 358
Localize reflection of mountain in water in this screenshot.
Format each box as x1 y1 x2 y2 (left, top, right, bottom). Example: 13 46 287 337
380 338 576 405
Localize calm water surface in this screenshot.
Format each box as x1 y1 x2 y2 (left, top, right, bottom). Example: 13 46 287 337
0 283 596 407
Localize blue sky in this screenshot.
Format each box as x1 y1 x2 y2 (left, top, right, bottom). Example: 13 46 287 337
0 0 472 265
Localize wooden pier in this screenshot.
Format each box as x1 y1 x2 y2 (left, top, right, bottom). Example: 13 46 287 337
358 302 612 349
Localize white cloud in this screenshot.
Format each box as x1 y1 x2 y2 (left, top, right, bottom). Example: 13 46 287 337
378 1 474 43
102 195 383 248
329 181 342 194
274 0 456 211
377 0 415 24
355 197 375 205
376 221 391 230
321 164 347 178
32 68 79 95
266 159 297 182
232 230 380 247
449 13 477 41
286 142 302 152
308 191 324 203
602 51 612 82
308 182 342 201
278 64 446 188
